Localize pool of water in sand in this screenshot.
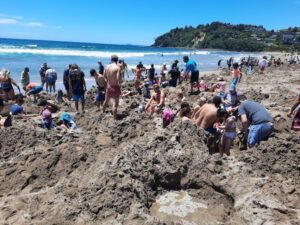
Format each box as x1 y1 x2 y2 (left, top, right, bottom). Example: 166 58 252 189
150 191 226 225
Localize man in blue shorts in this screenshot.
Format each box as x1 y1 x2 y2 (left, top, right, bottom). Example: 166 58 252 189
183 56 199 94
69 64 86 114
238 98 273 148
90 69 106 110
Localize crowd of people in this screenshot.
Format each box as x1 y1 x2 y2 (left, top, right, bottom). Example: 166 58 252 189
0 53 300 157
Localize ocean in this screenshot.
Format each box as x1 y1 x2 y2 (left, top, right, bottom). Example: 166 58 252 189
0 38 261 90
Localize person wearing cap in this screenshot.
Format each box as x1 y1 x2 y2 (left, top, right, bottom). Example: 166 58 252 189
103 55 123 119
222 84 240 112
238 98 273 148
287 86 300 131
183 56 200 94
193 96 222 134
57 112 77 132
20 67 30 91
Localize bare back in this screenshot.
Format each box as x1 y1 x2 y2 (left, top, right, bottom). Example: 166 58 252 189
104 63 122 87
96 74 106 88
194 104 218 129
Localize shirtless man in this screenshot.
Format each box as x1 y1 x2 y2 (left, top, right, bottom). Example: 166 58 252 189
145 84 166 116
193 96 222 134
132 64 143 92
90 69 107 110
103 55 122 119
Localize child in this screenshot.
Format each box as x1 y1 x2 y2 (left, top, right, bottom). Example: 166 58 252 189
231 63 241 87
41 106 54 130
57 112 77 132
179 102 192 123
216 109 237 157
90 69 106 110
10 96 24 115
176 90 186 103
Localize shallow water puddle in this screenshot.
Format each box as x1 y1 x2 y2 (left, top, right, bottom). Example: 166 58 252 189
150 191 225 225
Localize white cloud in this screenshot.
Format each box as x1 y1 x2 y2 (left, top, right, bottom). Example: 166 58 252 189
0 12 43 28
25 22 44 27
0 18 18 25
0 13 23 20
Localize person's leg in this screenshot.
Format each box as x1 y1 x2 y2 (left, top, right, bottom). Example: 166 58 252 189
224 138 233 156
75 101 79 113
112 98 119 119
190 82 193 94
53 83 56 93
247 125 260 148
102 96 110 113
219 135 225 157
46 82 49 93
81 98 85 113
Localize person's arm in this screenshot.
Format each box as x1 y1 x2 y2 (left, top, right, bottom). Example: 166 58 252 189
158 92 165 107
287 95 300 117
69 75 72 92
103 69 108 83
11 79 21 92
82 74 87 92
145 95 154 110
118 68 123 84
240 114 249 133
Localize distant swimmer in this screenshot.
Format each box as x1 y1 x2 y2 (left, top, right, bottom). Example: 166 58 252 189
218 59 222 69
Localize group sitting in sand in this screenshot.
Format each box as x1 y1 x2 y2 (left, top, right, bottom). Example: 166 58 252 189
0 54 299 158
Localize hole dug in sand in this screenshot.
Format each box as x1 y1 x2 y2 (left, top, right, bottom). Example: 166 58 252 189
150 190 231 225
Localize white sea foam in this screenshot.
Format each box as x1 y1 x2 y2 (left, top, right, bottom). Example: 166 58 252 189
0 47 210 58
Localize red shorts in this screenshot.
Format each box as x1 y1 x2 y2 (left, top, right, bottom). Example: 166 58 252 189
107 85 121 99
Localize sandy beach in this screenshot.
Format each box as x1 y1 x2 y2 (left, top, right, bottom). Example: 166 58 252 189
0 57 300 225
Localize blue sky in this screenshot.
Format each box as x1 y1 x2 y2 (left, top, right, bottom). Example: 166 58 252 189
0 0 300 45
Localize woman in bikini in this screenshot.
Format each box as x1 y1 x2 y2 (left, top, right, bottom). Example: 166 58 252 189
0 69 21 101
145 84 166 116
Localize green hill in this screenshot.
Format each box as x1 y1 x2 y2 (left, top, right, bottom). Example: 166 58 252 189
152 22 300 52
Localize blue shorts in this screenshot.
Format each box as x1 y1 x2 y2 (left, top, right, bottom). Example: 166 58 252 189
29 86 43 95
205 127 217 135
231 78 238 86
73 94 85 102
96 92 105 102
248 123 273 146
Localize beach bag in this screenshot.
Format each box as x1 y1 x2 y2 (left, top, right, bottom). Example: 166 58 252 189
162 108 174 128
292 109 300 131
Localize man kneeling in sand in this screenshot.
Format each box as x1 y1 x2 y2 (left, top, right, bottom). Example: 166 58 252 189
103 55 123 119
193 96 222 134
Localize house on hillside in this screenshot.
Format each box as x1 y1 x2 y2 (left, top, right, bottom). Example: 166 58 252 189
282 34 294 44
